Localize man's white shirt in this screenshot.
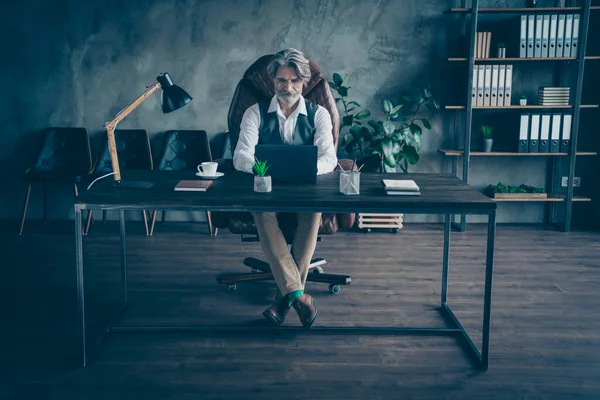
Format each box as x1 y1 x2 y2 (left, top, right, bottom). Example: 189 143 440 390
233 95 338 175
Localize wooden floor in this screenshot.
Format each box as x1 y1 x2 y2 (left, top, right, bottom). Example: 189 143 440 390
1 220 600 399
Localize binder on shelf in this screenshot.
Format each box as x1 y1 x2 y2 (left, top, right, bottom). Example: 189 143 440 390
564 14 573 58
477 32 483 58
539 113 551 153
527 15 535 58
550 113 562 153
518 114 530 153
541 14 550 58
571 14 580 58
529 114 541 153
471 65 477 104
549 14 558 58
503 65 512 106
498 65 506 106
484 64 492 107
486 32 491 59
477 65 484 107
491 65 499 107
520 15 528 58
561 114 572 153
557 14 566 57
534 15 543 58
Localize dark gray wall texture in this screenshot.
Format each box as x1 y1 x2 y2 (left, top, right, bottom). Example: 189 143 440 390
1 0 598 228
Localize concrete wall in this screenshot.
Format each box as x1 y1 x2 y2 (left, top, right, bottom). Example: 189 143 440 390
1 0 596 227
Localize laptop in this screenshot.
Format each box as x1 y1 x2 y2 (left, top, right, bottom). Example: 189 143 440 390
254 144 318 183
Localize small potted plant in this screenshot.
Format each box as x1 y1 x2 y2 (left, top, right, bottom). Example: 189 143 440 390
481 125 494 152
253 158 271 193
520 95 528 106
497 43 506 58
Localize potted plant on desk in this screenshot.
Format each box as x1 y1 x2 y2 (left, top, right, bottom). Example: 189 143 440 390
253 158 271 193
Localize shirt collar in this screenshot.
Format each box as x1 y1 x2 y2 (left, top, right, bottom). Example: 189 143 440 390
268 94 307 116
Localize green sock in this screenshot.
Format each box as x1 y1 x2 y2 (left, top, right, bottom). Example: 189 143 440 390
286 290 303 307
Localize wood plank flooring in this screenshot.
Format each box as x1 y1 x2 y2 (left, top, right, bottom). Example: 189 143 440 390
1 221 599 399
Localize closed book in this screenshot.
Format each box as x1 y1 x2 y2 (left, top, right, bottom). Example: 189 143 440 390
386 190 421 196
174 180 214 191
382 179 420 191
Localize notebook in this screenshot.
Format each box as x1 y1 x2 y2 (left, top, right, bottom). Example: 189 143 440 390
174 180 213 192
382 179 421 196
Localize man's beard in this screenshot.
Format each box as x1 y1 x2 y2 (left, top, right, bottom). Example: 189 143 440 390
277 91 301 105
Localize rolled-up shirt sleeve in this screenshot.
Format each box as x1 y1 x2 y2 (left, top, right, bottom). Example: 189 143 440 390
233 104 260 174
314 106 338 175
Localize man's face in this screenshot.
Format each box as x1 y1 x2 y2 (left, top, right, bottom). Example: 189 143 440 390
273 65 303 105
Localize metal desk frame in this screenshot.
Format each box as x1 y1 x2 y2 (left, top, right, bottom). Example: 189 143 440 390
75 201 496 370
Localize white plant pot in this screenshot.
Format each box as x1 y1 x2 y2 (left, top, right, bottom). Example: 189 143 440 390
254 176 272 193
483 139 493 152
520 99 527 105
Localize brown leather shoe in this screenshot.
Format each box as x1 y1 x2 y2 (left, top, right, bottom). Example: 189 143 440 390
292 294 318 328
262 297 291 326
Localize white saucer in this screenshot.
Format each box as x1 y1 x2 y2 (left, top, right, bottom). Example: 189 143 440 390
195 171 224 180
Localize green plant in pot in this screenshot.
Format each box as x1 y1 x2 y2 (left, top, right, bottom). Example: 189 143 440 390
253 158 271 193
481 125 494 152
329 74 439 172
363 87 440 172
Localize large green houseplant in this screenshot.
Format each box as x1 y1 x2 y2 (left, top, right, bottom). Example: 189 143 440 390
329 73 439 172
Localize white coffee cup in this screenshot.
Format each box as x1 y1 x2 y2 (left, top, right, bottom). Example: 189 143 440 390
197 161 218 176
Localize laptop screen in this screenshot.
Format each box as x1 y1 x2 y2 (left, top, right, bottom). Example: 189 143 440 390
254 144 318 183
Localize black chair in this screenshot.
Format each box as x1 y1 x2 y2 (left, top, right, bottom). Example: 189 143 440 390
212 54 355 294
150 129 216 235
84 129 153 235
20 127 93 235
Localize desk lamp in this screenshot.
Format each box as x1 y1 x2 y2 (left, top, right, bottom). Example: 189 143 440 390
105 72 192 188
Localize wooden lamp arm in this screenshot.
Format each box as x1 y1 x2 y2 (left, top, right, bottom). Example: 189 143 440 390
105 81 162 182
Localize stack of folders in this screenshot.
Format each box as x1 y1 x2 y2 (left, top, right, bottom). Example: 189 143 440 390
472 64 513 107
382 179 421 196
520 14 580 58
474 32 492 58
518 113 572 153
538 87 570 106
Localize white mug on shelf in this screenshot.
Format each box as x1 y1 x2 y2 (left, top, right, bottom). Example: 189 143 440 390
197 161 218 176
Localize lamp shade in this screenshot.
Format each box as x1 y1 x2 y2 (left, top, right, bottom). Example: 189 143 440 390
157 72 193 113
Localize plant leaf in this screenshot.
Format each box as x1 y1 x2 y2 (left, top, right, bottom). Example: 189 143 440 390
383 121 395 135
347 107 356 113
410 123 422 137
432 98 440 110
338 86 348 97
355 110 371 120
335 97 342 103
402 95 413 103
329 82 338 90
424 87 432 98
390 112 400 120
355 121 362 126
419 118 432 130
342 115 354 127
382 99 393 113
333 73 344 87
341 75 351 87
391 104 403 114
403 144 419 165
347 101 361 107
360 126 373 141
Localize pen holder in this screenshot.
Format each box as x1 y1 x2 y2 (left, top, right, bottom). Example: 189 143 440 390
339 171 360 195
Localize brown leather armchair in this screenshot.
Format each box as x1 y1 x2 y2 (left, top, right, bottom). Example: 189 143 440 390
213 54 356 294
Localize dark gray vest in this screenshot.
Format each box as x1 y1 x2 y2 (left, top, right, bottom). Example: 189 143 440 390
257 98 317 145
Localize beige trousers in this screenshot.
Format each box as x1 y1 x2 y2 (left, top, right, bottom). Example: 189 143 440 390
251 212 322 296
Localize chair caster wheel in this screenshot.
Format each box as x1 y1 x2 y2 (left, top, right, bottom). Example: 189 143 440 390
392 228 400 234
312 267 324 274
227 284 237 291
362 228 371 233
251 268 260 273
329 284 340 294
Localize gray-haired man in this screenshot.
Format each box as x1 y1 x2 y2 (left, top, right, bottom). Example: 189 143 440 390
233 48 337 328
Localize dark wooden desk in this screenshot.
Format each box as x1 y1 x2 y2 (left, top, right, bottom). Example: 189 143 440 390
74 170 497 369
